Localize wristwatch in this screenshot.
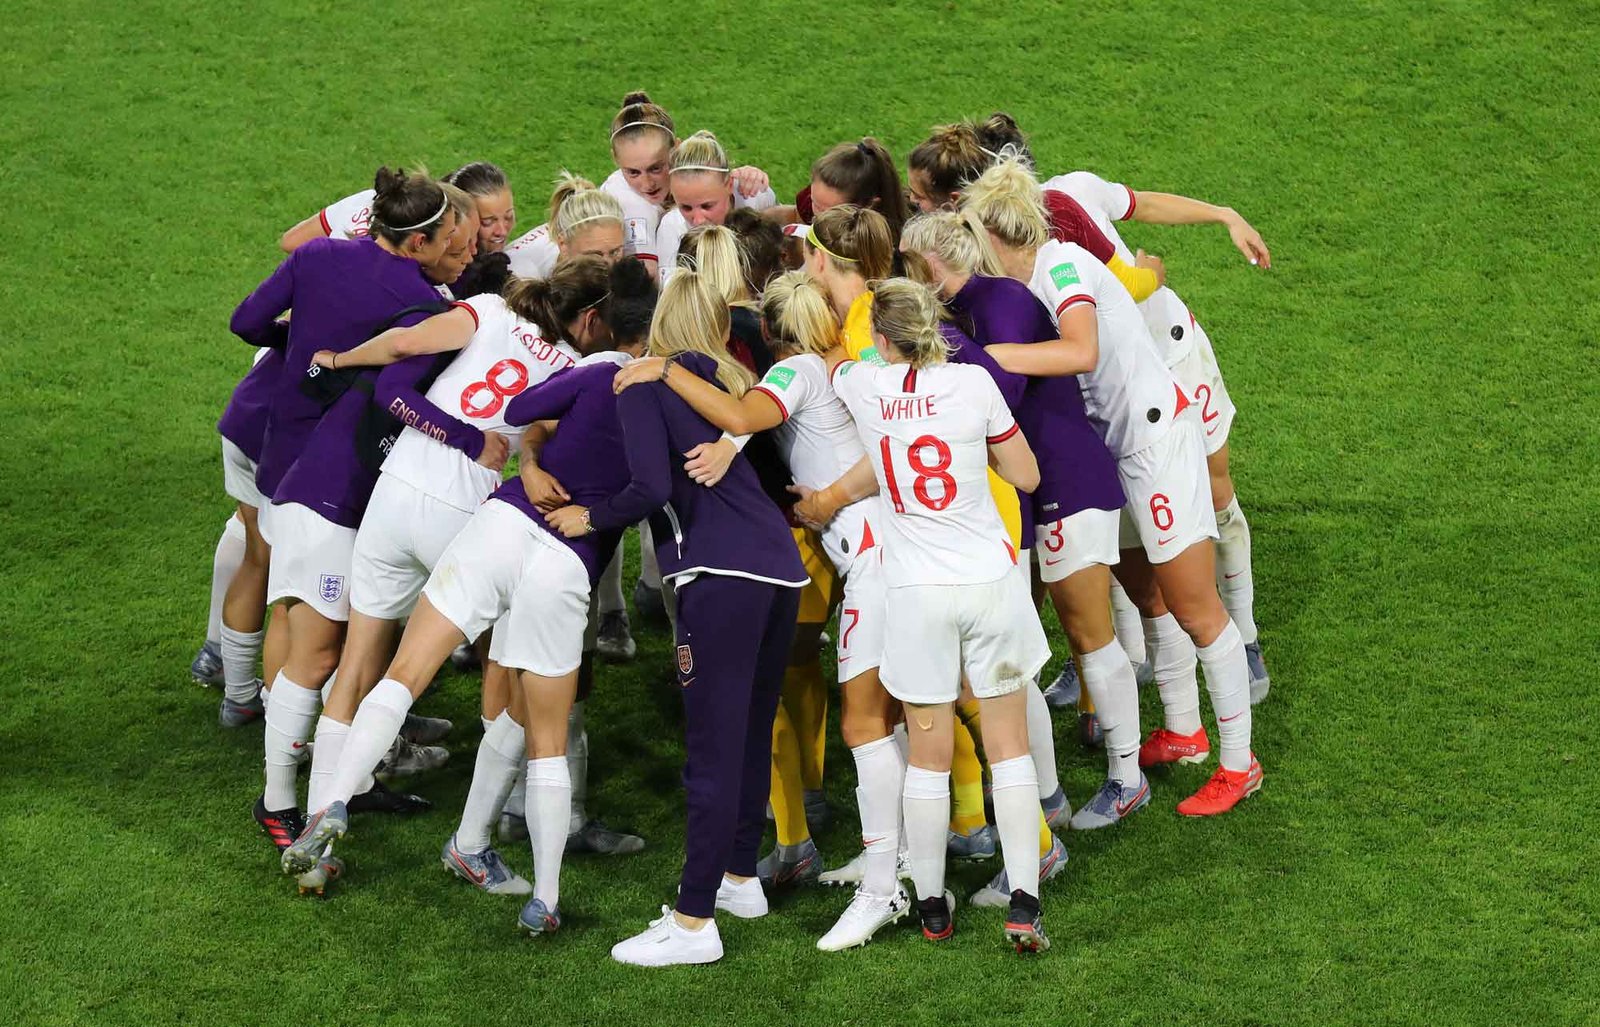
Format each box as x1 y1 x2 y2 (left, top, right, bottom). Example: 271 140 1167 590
660 353 680 382
580 509 594 534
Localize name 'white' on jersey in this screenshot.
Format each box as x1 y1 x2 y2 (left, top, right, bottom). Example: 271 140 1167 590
833 358 1018 588
1027 240 1184 459
381 294 578 512
1044 171 1201 369
751 353 879 576
320 189 377 240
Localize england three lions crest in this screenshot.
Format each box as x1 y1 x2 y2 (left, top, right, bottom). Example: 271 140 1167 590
676 644 693 677
319 574 345 604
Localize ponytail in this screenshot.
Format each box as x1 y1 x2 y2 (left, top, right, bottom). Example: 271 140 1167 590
760 271 840 358
868 278 951 369
806 204 895 281
812 137 909 238
678 223 748 306
502 256 611 345
649 269 756 396
901 210 1003 280
960 155 1049 250
546 170 597 226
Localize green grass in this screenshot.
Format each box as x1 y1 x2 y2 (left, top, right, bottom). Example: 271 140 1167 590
3 0 1599 1024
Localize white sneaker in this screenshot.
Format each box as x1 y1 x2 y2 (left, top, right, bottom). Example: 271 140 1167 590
611 906 724 967
715 875 769 919
819 847 911 887
817 886 910 951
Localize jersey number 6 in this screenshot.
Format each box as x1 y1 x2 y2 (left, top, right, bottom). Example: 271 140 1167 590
881 434 956 513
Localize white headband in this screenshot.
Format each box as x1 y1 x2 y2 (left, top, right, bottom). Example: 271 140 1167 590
610 120 673 140
391 196 449 232
672 164 730 174
562 213 621 232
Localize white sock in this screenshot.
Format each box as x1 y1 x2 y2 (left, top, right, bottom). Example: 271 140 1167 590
1196 621 1252 771
1146 614 1202 735
458 712 525 852
1023 685 1061 799
307 716 350 813
902 765 949 903
329 678 413 804
598 550 625 615
1080 640 1141 784
1214 496 1258 644
850 736 905 897
1110 578 1146 666
638 521 661 589
220 624 264 703
262 672 320 810
566 702 589 833
527 757 572 908
207 516 246 646
989 756 1041 899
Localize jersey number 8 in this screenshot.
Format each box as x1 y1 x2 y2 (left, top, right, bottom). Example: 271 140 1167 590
881 434 956 513
460 359 531 419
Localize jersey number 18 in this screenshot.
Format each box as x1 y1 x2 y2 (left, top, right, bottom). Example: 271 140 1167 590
880 435 956 513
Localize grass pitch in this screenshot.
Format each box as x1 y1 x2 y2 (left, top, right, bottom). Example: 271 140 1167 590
2 2 1597 1024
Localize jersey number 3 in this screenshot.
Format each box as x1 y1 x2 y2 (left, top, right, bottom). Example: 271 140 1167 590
880 434 956 513
460 359 530 419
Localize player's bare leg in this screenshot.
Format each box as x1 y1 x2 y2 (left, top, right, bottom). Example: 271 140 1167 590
1208 443 1267 701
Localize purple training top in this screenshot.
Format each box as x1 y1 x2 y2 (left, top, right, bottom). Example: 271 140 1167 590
947 274 1125 522
217 349 285 463
588 353 806 586
938 317 1036 540
229 236 445 499
499 358 633 584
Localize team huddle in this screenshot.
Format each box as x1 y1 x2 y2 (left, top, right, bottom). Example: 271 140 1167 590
193 91 1275 965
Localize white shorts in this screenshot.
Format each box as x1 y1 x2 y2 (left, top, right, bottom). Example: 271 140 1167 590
836 547 887 683
1117 415 1218 564
1034 506 1121 583
350 474 474 621
425 499 591 677
221 437 265 509
879 569 1050 705
265 502 357 621
1171 320 1236 456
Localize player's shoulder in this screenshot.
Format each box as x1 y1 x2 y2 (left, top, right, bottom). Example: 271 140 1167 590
506 223 551 252
1044 170 1109 196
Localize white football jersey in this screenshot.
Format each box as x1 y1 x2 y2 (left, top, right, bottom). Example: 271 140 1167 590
381 295 579 512
602 170 666 263
1027 240 1184 458
505 223 559 280
655 187 779 285
320 189 376 240
1044 171 1201 369
833 358 1018 587
751 354 880 576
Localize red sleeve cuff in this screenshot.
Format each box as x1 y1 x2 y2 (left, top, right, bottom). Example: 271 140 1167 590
449 300 479 329
751 385 790 421
987 422 1021 445
1122 185 1137 220
636 252 659 262
1054 294 1096 318
317 209 332 235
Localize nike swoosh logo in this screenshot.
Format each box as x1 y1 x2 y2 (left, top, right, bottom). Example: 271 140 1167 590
1157 536 1177 547
861 836 888 848
1043 556 1065 566
453 852 487 885
1115 782 1149 815
1224 571 1243 580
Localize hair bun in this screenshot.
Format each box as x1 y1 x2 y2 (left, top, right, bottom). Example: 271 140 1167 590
621 90 653 106
372 166 407 197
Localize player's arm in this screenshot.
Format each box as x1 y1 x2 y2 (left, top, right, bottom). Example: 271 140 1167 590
1130 191 1271 268
984 301 1098 377
374 351 502 466
518 421 569 512
988 431 1039 494
279 213 330 253
1105 252 1164 301
312 305 476 370
583 385 674 532
230 253 297 347
792 456 880 530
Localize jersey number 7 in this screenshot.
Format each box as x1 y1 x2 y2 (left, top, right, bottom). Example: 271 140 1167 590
880 434 956 513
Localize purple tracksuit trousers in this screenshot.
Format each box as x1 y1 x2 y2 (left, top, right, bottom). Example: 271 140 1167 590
673 574 801 918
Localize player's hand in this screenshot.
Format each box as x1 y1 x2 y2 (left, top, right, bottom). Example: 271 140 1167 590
613 357 668 393
790 483 839 530
684 439 737 487
476 430 511 471
521 464 570 513
1226 215 1271 269
1135 249 1166 288
311 349 338 369
730 165 770 198
546 505 591 539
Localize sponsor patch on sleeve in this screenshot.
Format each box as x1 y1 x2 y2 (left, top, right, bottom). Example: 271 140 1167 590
763 366 797 390
1049 262 1081 290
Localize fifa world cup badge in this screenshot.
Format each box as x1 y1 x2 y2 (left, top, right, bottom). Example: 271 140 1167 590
676 644 694 677
318 574 345 603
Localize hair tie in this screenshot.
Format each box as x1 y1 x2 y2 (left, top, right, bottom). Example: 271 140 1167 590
391 195 449 232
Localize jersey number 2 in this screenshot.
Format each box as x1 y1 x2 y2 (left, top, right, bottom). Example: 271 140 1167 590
460 359 530 418
880 434 956 513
